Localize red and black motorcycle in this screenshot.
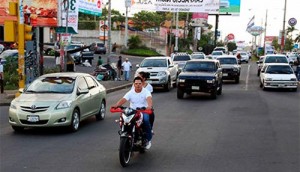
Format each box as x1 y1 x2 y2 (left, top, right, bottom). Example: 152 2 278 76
110 106 152 167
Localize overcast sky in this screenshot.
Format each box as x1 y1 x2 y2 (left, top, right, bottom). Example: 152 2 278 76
105 0 300 45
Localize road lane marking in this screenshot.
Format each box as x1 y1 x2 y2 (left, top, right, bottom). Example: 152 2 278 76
245 64 250 91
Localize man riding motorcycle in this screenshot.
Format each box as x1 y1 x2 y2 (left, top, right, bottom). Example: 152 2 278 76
113 76 153 149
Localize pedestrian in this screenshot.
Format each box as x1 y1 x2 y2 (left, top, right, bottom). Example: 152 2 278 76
0 58 4 93
122 58 132 81
66 53 75 72
117 56 122 80
97 56 103 67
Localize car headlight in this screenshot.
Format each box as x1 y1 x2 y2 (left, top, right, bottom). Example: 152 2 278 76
178 79 185 83
265 78 272 81
10 103 17 110
157 71 167 76
233 68 238 71
207 79 215 83
56 101 72 109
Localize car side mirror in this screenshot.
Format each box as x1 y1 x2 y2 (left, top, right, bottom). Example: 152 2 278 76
18 88 24 93
77 88 89 95
136 64 140 68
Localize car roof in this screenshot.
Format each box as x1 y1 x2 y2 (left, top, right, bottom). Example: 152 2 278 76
264 63 291 66
217 55 237 59
144 56 171 60
42 72 91 78
189 59 218 63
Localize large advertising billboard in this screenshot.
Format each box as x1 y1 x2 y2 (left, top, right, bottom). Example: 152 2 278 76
131 0 220 13
219 0 240 15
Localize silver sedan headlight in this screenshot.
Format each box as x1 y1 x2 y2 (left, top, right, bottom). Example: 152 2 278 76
207 79 215 83
56 101 72 109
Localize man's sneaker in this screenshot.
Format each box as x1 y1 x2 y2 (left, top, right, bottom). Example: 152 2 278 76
145 141 151 150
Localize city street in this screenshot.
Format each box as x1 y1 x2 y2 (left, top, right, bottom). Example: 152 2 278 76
1 62 299 172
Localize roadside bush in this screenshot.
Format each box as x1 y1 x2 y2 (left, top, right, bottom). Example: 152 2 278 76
48 49 56 56
3 56 19 90
43 66 60 74
121 47 162 57
127 35 142 49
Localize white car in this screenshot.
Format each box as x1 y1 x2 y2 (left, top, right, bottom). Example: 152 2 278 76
259 63 298 91
239 52 249 63
210 51 224 59
171 53 192 70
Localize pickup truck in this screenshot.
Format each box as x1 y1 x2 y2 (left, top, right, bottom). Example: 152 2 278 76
135 56 179 91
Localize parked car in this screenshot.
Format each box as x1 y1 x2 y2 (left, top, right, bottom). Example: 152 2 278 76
259 63 298 91
171 53 192 70
177 59 223 99
217 55 241 83
256 56 265 76
238 51 249 63
8 72 107 132
93 42 106 54
0 49 18 65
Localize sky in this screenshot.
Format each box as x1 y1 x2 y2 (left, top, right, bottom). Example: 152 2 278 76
105 0 300 46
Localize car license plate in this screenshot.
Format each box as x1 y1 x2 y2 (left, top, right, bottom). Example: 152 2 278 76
27 115 39 122
192 86 199 90
223 73 228 76
278 84 284 87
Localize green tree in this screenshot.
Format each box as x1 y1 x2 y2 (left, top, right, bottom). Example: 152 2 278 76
127 35 142 49
294 32 300 43
227 42 237 52
284 37 294 51
286 26 297 39
271 37 280 51
132 11 164 31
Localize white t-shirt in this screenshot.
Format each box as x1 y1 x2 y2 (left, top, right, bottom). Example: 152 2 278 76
131 83 153 93
124 88 151 110
122 61 132 71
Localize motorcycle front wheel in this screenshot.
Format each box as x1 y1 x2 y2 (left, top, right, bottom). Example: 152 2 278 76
119 137 133 167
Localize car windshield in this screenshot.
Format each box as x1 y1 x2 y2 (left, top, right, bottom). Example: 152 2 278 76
140 59 167 67
218 58 237 64
97 43 104 47
212 51 222 55
191 54 205 59
266 65 293 74
184 62 216 72
25 77 76 94
265 56 288 63
173 55 191 61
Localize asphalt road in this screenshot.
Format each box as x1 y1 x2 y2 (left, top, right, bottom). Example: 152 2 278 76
0 61 299 172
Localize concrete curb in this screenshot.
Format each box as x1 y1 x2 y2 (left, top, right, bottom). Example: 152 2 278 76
0 83 133 107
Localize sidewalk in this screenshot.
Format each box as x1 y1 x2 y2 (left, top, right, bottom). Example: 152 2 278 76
0 80 133 106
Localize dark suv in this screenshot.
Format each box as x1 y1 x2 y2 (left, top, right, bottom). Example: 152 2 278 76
94 42 106 54
217 55 241 83
177 59 223 99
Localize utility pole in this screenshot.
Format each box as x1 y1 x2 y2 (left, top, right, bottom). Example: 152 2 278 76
174 11 179 52
124 0 130 49
280 0 287 53
107 0 111 56
263 10 268 55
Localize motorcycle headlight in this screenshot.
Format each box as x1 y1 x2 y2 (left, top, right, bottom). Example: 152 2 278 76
207 79 215 83
157 71 167 76
56 101 72 109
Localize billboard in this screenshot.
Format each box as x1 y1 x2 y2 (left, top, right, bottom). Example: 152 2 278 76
131 0 220 13
219 0 240 15
0 0 58 26
78 0 102 16
190 13 208 27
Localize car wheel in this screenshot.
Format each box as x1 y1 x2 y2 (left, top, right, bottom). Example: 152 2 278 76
291 88 298 92
69 109 80 132
177 88 184 99
235 77 240 84
12 126 24 132
257 71 260 77
164 79 171 91
96 101 106 121
210 89 217 99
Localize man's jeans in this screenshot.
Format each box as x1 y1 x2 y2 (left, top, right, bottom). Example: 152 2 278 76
142 113 152 142
124 71 130 81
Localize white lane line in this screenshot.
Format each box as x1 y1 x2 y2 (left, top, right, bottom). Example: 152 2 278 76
245 64 250 91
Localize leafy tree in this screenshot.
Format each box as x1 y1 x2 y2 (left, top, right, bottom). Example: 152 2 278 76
286 26 297 39
295 32 300 43
127 35 142 49
227 42 237 52
271 37 280 51
284 37 294 51
132 11 164 30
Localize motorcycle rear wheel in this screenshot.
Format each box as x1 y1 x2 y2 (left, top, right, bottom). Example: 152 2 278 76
119 137 133 167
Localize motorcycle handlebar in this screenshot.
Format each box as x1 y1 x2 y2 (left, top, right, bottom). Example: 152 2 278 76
110 106 153 114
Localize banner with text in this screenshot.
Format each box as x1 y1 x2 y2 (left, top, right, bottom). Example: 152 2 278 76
78 0 102 16
60 0 79 34
131 0 220 13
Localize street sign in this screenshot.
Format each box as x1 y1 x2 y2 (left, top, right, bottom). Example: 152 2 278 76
288 18 297 27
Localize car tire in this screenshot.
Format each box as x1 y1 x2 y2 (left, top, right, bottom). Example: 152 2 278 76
235 77 240 84
164 79 171 91
96 101 106 121
210 90 217 99
177 88 184 99
12 126 24 132
257 71 260 77
291 88 298 92
69 109 80 132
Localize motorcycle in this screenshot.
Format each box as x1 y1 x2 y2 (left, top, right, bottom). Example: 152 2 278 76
110 106 153 167
92 63 117 81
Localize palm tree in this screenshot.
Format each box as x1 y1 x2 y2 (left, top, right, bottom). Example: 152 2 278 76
295 32 300 43
286 26 298 39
